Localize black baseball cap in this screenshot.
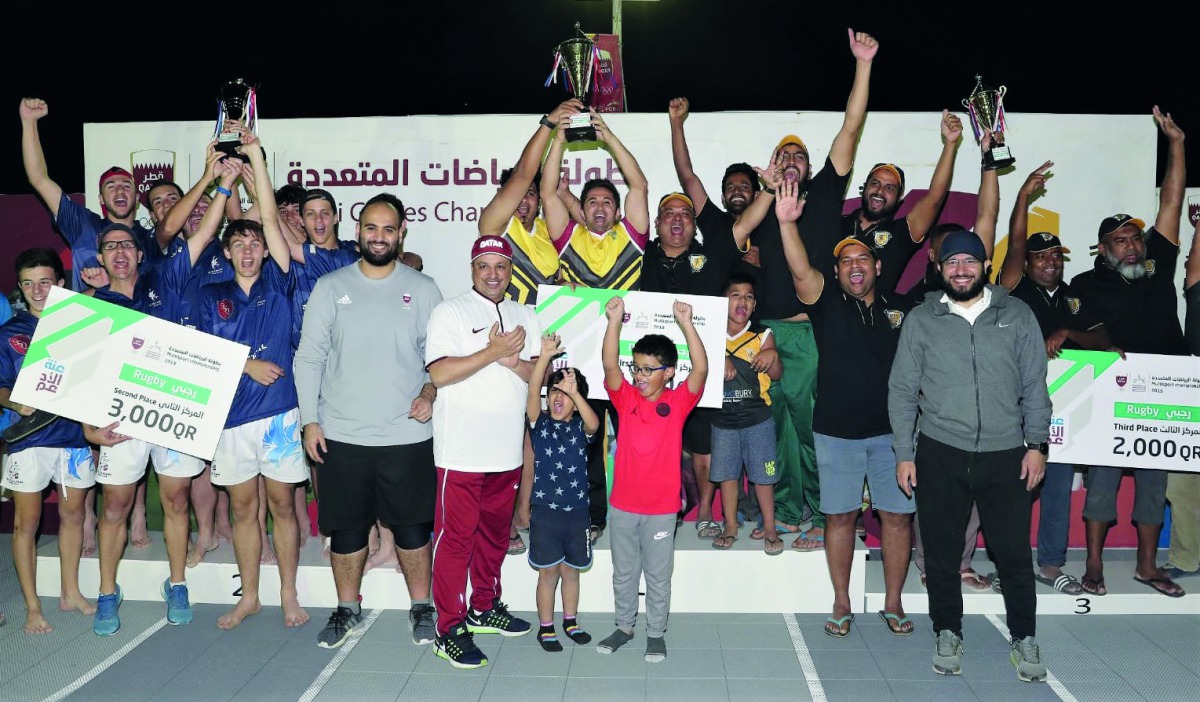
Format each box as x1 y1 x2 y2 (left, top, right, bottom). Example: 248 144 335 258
302 188 337 211
1026 232 1071 254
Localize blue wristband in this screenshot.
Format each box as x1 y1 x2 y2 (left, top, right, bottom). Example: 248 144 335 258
216 186 233 197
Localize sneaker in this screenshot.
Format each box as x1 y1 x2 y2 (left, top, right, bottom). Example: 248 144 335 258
932 629 963 676
435 623 489 669
596 628 634 654
161 579 193 626
1010 636 1047 682
93 586 123 637
644 636 667 663
466 598 531 637
409 604 436 645
317 606 363 649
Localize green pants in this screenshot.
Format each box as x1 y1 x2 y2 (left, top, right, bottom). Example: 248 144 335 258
1167 472 1200 572
763 319 822 529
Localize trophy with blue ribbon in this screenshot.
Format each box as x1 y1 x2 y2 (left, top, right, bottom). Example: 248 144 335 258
962 74 1015 171
214 79 258 162
546 24 602 142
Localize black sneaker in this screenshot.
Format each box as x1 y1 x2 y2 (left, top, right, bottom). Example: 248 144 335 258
466 598 531 637
435 624 489 669
409 603 436 645
316 606 363 649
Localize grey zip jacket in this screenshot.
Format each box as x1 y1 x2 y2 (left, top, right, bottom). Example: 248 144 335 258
888 285 1051 462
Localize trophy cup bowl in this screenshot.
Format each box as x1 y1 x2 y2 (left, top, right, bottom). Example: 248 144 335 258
553 26 598 142
962 75 1015 171
215 79 256 162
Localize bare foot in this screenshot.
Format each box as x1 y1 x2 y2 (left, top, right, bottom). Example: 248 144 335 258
59 593 96 616
321 536 331 562
282 596 310 628
297 517 312 548
129 521 151 550
260 537 277 565
364 547 398 573
83 518 98 558
24 610 53 634
186 536 220 568
216 596 261 629
215 520 234 544
367 525 381 558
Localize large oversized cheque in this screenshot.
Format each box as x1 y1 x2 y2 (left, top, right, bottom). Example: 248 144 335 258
535 285 726 409
10 287 249 461
1049 350 1200 473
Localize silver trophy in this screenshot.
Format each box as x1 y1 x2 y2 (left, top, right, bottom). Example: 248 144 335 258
549 24 599 142
214 79 258 162
962 74 1015 171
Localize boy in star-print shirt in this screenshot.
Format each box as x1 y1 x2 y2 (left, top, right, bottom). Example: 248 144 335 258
522 334 600 653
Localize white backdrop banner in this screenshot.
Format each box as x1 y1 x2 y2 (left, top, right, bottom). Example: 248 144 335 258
85 111 1158 301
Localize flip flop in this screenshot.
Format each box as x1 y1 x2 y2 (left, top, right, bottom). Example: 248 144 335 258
959 569 991 591
712 534 738 550
878 610 914 636
764 536 784 556
750 527 765 541
1133 575 1185 598
791 532 825 552
1034 572 1083 595
696 520 722 539
824 614 853 638
507 533 526 556
1080 574 1107 596
1162 565 1200 580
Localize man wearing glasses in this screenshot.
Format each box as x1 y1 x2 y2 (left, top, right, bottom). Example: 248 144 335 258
888 230 1050 681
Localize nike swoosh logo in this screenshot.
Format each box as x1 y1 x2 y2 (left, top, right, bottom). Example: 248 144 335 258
653 531 671 540
472 327 488 334
998 323 1011 328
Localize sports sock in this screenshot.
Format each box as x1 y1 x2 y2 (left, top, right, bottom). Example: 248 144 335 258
538 624 563 652
563 616 591 644
338 600 361 615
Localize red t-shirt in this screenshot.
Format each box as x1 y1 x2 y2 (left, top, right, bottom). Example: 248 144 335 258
607 380 702 515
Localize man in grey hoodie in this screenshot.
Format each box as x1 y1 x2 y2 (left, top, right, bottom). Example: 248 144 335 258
888 230 1051 683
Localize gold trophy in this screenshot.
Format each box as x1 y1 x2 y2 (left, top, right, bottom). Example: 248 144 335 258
548 23 599 142
962 75 1015 171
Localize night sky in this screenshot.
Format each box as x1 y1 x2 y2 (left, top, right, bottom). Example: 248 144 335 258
4 2 1197 195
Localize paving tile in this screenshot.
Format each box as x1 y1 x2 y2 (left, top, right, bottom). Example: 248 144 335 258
816 680 892 702
563 675 646 701
717 620 794 649
480 674 568 702
488 645 574 677
396 672 486 701
314 671 406 702
887 678 980 701
645 676 729 701
644 646 725 678
338 640 428 673
723 648 811 680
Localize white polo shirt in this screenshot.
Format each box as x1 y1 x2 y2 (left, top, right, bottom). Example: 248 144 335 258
425 289 540 471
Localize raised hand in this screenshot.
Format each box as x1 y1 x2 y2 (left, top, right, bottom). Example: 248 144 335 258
774 180 806 223
848 28 879 62
19 98 48 122
541 333 564 359
1153 105 1185 142
1019 160 1054 198
590 109 612 143
672 300 693 326
941 109 963 144
548 98 584 124
81 266 109 289
668 97 690 123
554 368 579 396
605 295 626 322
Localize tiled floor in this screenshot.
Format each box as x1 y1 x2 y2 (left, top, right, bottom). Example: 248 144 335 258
1 534 1197 701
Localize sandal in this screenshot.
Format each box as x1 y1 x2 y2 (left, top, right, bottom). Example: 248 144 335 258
1080 574 1107 596
712 534 738 550
750 527 766 541
507 532 526 556
824 614 853 638
764 536 784 556
878 610 914 636
1133 575 1185 598
696 520 722 539
1035 572 1083 595
791 531 825 552
959 569 991 591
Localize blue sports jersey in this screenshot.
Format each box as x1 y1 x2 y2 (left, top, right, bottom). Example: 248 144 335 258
529 413 595 513
55 194 161 292
166 237 233 328
200 260 298 428
0 312 89 452
290 241 359 348
92 243 193 325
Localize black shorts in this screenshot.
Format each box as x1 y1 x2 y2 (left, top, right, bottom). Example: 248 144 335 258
528 506 592 570
682 407 718 455
315 438 435 533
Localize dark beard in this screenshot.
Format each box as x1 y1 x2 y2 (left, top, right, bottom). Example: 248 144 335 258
861 202 899 224
361 242 398 266
942 273 987 302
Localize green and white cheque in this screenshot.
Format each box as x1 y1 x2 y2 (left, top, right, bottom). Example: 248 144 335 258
10 287 249 461
1049 350 1200 473
535 285 726 409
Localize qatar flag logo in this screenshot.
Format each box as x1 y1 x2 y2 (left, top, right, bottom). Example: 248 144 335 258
130 149 176 211
218 300 234 320
1116 375 1128 388
132 337 144 350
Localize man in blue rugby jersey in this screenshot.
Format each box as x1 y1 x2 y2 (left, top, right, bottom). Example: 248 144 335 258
200 133 310 631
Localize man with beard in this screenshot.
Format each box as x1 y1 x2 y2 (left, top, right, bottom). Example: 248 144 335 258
998 161 1114 595
479 99 583 305
776 182 915 637
812 112 964 295
20 98 160 291
295 193 442 649
425 236 540 668
1069 107 1187 598
889 229 1050 681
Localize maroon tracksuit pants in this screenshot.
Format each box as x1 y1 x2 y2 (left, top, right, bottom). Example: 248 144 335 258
432 466 521 636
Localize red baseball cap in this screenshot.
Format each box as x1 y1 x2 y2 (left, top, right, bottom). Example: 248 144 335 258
471 235 513 262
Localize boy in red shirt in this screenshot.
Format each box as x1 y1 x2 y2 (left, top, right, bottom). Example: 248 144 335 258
596 296 707 663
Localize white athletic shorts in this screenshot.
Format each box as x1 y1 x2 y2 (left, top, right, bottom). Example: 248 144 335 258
96 439 204 485
211 409 308 487
1 446 95 492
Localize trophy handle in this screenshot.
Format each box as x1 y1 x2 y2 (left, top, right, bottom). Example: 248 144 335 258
998 86 1007 99
961 98 972 109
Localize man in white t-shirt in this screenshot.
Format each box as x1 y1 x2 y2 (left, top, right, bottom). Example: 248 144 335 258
425 235 540 669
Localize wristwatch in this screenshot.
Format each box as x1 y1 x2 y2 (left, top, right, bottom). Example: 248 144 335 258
1025 441 1049 456
539 115 556 129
